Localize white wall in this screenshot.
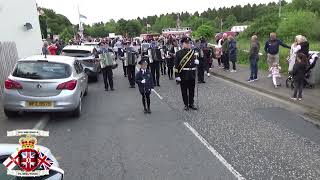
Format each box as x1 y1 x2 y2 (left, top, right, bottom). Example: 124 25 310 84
0 0 42 58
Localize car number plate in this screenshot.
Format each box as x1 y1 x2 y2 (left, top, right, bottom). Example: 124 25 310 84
27 101 53 107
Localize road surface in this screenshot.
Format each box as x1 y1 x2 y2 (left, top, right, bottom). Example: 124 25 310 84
0 64 320 179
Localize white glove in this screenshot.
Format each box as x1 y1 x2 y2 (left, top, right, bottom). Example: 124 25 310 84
141 79 146 84
175 77 181 81
194 59 199 65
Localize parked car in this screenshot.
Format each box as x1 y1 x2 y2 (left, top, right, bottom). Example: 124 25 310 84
0 144 64 180
62 45 100 82
82 42 100 52
2 55 88 118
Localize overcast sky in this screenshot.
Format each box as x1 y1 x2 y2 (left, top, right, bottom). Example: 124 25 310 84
36 0 281 25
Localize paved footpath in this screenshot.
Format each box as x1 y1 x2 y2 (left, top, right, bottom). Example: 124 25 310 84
211 60 320 119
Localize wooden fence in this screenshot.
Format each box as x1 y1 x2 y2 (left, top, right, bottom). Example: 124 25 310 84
0 42 19 97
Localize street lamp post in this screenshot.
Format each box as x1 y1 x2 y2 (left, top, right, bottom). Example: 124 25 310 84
278 0 282 18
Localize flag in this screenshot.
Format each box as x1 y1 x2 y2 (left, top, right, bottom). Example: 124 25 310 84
37 152 53 170
147 24 151 28
3 151 19 170
79 14 87 19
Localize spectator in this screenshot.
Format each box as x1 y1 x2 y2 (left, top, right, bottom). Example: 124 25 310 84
297 35 309 58
55 40 63 55
264 32 290 77
221 33 230 70
288 35 300 73
248 35 260 82
291 53 308 101
48 42 58 55
42 41 49 55
269 62 282 88
228 36 237 72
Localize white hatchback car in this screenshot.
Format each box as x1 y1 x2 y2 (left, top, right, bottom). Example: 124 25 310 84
2 55 88 118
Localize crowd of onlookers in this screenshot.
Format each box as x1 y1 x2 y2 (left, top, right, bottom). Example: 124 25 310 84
41 31 317 101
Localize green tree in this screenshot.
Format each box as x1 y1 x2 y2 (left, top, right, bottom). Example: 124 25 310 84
194 25 216 39
125 20 143 37
291 0 320 14
59 28 73 43
277 11 320 39
116 19 128 35
223 15 237 30
241 13 280 38
152 15 176 32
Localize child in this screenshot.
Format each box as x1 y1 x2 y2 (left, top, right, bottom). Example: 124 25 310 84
135 59 154 114
269 62 281 88
291 53 308 101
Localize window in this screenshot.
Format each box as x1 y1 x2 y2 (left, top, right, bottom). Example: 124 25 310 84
12 61 71 79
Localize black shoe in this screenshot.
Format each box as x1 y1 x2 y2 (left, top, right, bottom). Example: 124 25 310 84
124 75 127 77
144 108 148 114
111 88 115 91
198 81 202 84
157 84 160 87
202 81 206 83
130 85 135 88
189 105 198 110
147 108 152 114
184 106 189 111
105 88 108 91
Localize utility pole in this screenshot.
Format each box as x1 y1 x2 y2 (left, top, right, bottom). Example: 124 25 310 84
278 0 281 18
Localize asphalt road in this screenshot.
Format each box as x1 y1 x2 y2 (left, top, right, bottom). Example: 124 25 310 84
0 63 320 180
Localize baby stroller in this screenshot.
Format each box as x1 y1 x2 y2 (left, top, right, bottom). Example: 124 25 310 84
286 52 318 89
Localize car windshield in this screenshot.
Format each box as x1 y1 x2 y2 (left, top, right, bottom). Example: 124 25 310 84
12 61 71 80
62 49 92 57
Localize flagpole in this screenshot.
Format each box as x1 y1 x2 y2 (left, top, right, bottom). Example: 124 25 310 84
78 5 81 32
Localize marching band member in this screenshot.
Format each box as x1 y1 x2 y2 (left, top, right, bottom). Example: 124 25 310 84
175 37 199 111
135 59 154 114
99 41 115 91
194 39 206 83
124 41 138 88
148 41 161 87
165 40 175 80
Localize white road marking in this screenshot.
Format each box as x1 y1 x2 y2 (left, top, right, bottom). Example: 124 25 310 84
32 114 49 130
184 122 246 180
152 89 163 100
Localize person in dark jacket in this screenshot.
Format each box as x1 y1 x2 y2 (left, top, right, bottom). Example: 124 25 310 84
221 34 230 70
175 37 200 111
248 35 260 82
291 53 308 101
135 59 154 114
228 36 237 72
165 42 175 80
264 32 290 77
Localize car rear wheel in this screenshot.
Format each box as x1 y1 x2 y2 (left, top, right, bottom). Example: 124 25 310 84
71 98 82 118
4 109 18 118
